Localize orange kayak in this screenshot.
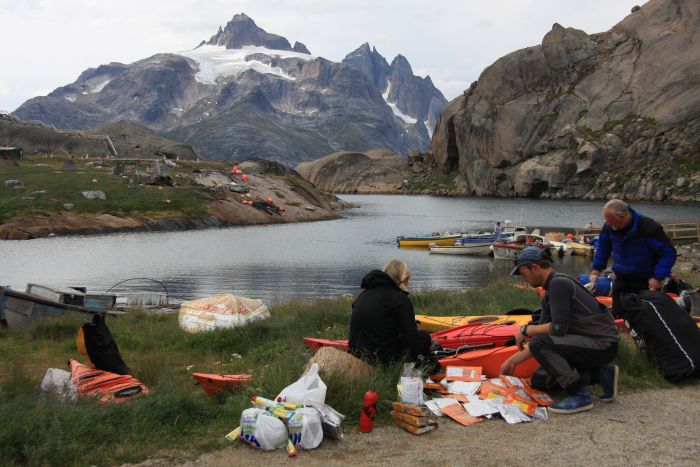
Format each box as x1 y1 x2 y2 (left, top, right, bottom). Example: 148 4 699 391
439 346 539 379
192 373 252 396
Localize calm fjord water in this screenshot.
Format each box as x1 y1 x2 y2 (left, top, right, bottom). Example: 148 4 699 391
1 195 698 304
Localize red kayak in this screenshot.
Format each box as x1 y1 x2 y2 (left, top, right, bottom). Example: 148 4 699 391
432 323 519 349
303 325 517 354
192 373 252 396
303 337 349 352
439 346 539 379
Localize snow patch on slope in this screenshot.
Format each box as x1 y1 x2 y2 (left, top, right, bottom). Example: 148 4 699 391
382 82 417 125
177 45 314 84
90 79 111 93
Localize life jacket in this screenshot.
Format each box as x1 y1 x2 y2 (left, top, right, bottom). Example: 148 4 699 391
69 360 148 404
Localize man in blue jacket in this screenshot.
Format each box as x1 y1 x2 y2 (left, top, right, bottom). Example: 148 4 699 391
589 199 676 316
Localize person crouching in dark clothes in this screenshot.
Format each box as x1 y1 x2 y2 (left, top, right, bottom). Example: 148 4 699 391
349 259 432 365
500 247 620 414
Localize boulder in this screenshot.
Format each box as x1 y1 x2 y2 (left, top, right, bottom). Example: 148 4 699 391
431 0 700 201
81 191 106 200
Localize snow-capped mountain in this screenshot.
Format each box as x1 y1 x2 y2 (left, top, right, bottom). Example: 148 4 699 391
13 14 447 164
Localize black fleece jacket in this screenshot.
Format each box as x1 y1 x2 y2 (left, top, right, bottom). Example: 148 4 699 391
348 270 429 364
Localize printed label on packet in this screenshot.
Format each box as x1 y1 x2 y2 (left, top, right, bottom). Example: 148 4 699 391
445 366 482 382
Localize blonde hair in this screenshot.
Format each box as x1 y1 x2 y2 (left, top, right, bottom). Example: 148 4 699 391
383 259 411 290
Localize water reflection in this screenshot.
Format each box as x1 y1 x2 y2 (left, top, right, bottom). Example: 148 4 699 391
0 195 697 304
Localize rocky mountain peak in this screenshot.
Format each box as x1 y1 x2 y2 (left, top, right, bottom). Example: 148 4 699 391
390 54 413 75
342 43 390 89
206 13 298 52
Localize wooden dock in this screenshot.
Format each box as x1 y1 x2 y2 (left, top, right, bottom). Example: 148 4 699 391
661 221 700 241
575 221 700 242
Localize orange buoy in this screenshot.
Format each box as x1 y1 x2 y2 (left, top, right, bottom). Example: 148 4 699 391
267 197 273 203
241 174 248 182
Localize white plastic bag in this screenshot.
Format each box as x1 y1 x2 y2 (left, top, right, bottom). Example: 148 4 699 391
239 408 288 451
287 407 323 449
40 368 77 401
276 363 327 405
398 363 424 405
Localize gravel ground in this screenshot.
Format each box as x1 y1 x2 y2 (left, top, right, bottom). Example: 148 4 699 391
163 383 698 467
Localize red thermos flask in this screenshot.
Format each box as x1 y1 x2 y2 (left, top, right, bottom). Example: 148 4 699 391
359 389 379 433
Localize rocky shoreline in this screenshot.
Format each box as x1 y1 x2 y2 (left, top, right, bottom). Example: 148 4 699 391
0 158 350 240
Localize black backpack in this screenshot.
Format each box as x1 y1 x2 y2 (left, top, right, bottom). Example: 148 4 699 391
620 291 700 382
79 314 130 375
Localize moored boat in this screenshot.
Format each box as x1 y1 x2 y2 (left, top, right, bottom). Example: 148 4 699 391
491 234 550 260
397 233 461 248
565 240 594 255
0 286 123 329
429 243 493 256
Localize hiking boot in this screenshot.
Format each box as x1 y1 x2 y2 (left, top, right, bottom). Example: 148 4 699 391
549 388 593 414
598 364 619 403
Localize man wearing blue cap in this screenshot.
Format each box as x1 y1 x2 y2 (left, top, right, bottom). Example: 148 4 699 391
500 246 620 414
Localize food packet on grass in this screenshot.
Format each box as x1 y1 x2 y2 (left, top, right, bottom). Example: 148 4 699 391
398 362 424 405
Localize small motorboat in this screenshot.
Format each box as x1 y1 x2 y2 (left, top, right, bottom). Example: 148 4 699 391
491 234 550 260
192 373 252 396
0 286 122 329
397 233 461 248
564 240 594 256
429 243 493 256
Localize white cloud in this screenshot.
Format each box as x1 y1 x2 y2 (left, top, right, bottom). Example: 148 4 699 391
0 0 641 110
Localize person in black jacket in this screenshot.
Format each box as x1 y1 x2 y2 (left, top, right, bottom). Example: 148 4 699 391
349 259 431 364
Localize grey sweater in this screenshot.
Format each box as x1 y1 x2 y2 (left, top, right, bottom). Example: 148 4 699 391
539 272 619 343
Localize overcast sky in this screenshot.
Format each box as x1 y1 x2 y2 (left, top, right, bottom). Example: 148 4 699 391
0 0 641 112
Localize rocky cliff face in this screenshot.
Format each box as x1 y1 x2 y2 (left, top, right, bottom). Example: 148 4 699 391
343 44 447 138
295 149 408 193
431 0 700 202
13 14 446 166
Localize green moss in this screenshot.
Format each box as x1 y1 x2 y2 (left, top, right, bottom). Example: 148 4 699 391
0 157 222 223
404 172 457 192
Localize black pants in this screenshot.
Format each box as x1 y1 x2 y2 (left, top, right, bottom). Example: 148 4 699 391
529 334 619 396
612 276 649 318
